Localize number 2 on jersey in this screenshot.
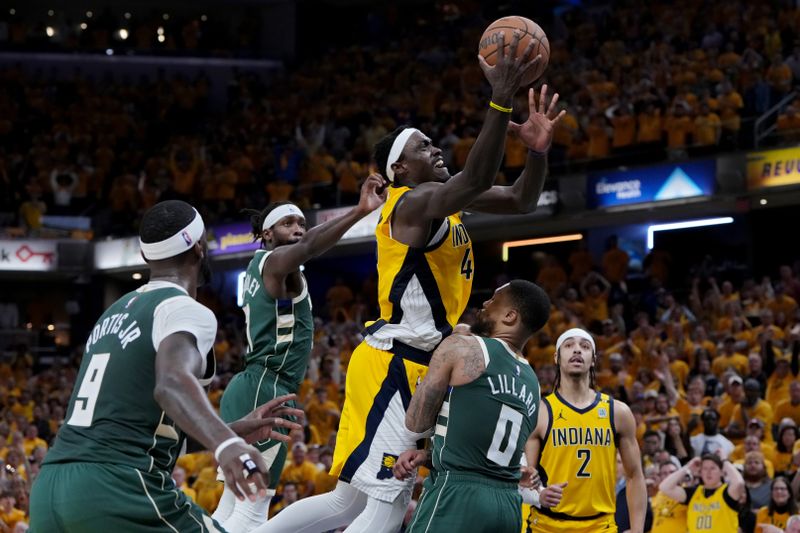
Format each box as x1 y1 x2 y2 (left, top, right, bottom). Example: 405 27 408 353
576 448 592 478
66 353 111 427
460 247 473 280
486 404 523 466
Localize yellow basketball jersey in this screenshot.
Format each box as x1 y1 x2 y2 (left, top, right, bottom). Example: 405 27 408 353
364 185 473 353
686 484 738 533
538 391 617 518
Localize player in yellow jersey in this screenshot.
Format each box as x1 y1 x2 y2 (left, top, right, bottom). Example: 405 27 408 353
526 328 646 532
659 454 744 532
256 31 566 533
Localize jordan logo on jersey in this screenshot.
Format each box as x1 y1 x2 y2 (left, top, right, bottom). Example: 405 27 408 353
556 410 567 421
377 453 398 480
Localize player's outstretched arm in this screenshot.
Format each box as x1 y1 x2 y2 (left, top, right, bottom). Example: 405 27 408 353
264 174 386 276
398 32 542 221
154 332 270 502
616 400 647 533
467 85 566 214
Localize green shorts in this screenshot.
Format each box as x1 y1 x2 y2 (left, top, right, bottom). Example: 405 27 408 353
219 365 295 489
407 472 522 533
30 463 223 532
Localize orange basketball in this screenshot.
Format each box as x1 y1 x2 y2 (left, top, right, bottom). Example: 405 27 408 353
478 16 550 86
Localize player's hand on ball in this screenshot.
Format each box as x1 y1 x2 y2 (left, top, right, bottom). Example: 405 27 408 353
393 449 427 480
477 31 542 100
508 85 566 154
230 393 304 444
358 173 388 214
217 440 270 502
539 481 567 508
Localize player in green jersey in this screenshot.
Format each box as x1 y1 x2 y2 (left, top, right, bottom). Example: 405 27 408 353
30 200 303 532
214 175 386 531
393 280 550 532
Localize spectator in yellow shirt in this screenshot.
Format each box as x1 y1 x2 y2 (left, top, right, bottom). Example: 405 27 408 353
601 235 629 285
280 442 319 498
728 379 774 442
172 466 197 502
0 491 27 532
313 447 337 496
692 103 721 148
636 103 663 144
22 425 47 456
305 387 340 445
776 419 799 474
767 354 795 408
775 382 800 427
755 476 797 533
712 336 750 378
581 271 611 327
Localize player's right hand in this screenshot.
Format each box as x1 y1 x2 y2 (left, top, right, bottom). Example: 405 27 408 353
477 30 542 98
393 449 427 480
539 481 567 508
217 440 270 502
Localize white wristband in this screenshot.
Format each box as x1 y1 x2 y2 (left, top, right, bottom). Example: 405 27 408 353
214 437 245 462
519 486 542 507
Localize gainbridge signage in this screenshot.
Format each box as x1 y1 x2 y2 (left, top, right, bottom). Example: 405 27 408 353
587 160 716 209
746 145 800 190
0 240 57 271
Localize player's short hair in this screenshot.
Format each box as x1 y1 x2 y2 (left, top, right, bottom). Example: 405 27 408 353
373 126 410 183
506 280 550 334
139 200 197 260
242 202 294 246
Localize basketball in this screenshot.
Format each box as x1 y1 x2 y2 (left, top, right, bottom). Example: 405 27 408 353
478 16 550 85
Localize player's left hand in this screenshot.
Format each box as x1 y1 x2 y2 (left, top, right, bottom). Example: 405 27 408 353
393 449 428 480
230 393 305 444
508 85 566 154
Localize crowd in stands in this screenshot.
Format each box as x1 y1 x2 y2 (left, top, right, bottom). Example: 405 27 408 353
4 235 800 531
2 0 800 240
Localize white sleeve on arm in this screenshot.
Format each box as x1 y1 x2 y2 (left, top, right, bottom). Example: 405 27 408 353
152 296 217 375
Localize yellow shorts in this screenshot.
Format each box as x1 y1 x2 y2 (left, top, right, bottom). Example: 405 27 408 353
330 341 430 502
528 509 617 533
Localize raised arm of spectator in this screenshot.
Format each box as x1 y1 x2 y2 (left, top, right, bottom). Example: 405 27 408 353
659 457 698 502
722 459 745 501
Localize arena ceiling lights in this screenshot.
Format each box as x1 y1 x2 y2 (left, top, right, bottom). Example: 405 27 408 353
646 217 734 250
501 234 583 262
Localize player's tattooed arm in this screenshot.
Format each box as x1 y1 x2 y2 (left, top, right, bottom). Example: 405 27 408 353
405 335 465 433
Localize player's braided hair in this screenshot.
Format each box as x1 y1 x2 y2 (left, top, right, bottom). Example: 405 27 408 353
553 346 597 393
373 125 410 185
242 202 293 248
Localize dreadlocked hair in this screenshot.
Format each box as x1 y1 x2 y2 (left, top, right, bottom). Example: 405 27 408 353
553 347 597 393
241 202 293 248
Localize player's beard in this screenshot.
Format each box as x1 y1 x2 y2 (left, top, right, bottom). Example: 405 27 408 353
470 315 494 337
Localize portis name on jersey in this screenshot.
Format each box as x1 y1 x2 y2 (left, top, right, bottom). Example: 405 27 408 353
487 373 537 416
85 313 141 351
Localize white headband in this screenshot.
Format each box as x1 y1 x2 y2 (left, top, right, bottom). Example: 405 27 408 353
263 204 305 231
140 209 205 261
555 328 596 353
385 128 421 182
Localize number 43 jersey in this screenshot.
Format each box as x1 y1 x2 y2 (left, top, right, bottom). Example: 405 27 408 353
44 281 217 475
432 336 540 482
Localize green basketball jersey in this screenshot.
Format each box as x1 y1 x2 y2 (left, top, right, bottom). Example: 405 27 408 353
240 249 313 391
44 285 214 475
431 336 540 482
